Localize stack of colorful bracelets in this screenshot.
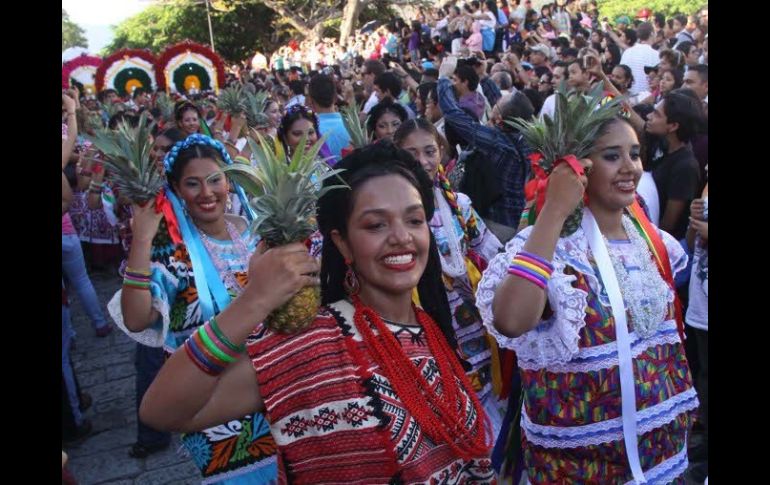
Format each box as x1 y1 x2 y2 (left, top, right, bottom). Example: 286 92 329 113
507 250 554 290
184 317 245 376
123 267 151 290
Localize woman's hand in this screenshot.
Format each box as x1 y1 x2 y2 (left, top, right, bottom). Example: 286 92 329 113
541 158 592 221
229 113 247 142
62 93 77 115
130 202 164 244
690 198 706 221
243 242 320 314
689 218 708 242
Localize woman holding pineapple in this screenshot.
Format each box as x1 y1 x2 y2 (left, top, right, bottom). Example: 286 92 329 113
113 134 280 483
393 119 508 438
476 112 697 483
140 141 495 483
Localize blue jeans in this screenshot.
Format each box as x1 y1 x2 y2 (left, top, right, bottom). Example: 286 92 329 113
135 343 171 447
62 234 107 331
62 301 84 427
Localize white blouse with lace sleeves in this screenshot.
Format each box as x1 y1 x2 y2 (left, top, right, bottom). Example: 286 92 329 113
475 226 589 368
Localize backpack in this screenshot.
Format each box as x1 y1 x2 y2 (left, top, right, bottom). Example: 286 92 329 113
452 147 503 218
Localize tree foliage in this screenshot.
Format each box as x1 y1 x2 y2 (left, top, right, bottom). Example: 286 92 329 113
105 0 281 63
597 0 705 22
62 9 88 51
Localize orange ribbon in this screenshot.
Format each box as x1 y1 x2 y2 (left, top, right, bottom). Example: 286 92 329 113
153 189 182 245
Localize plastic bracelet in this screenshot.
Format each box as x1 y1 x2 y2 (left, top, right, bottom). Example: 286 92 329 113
125 267 151 277
197 326 237 364
202 322 240 360
185 338 225 376
513 259 551 279
192 331 231 368
209 316 246 353
508 266 548 290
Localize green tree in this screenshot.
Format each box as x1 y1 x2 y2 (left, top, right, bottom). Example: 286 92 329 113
105 0 280 63
62 9 88 51
597 0 704 22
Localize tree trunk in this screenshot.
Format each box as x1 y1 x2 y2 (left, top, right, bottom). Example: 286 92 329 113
339 0 363 47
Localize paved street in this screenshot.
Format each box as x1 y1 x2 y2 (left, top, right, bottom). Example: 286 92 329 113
64 269 199 484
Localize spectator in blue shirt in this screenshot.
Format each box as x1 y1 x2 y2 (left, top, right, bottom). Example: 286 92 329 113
306 74 351 162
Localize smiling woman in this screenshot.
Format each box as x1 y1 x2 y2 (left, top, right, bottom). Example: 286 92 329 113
137 141 496 484
477 116 698 484
109 134 280 483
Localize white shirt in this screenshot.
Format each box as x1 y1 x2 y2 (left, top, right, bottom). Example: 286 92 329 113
686 196 708 331
363 91 379 114
620 43 660 95
539 93 556 120
636 171 660 227
285 94 306 109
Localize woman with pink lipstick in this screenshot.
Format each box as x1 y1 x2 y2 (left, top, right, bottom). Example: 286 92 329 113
476 115 697 484
393 119 507 437
139 141 495 483
111 134 279 483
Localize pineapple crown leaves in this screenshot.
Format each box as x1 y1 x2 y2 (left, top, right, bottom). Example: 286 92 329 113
99 100 124 119
223 129 349 244
162 134 234 176
217 85 247 115
244 90 271 129
155 92 176 122
505 81 624 173
84 111 164 204
340 101 370 148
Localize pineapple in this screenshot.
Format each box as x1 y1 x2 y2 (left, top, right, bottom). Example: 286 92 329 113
100 100 124 119
155 92 176 123
243 90 271 129
85 111 164 205
340 101 370 148
217 85 247 116
224 130 347 333
506 82 623 236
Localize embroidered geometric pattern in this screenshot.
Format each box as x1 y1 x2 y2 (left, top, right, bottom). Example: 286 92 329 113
248 301 495 484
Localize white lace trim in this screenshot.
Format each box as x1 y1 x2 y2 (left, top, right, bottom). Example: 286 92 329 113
521 387 698 449
517 320 681 373
108 289 169 348
624 444 688 485
476 222 687 369
477 227 588 366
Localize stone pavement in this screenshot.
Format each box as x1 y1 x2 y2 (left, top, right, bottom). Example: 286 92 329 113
63 269 200 485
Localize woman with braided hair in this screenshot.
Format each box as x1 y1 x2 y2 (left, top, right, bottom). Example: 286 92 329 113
109 134 278 483
393 118 506 438
139 140 495 483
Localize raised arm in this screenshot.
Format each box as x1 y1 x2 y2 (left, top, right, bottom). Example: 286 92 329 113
492 159 591 337
140 242 320 432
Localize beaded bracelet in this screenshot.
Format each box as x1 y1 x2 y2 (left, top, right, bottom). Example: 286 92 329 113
89 181 104 193
507 250 554 290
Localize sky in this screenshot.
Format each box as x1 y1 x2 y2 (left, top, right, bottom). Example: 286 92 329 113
63 0 152 53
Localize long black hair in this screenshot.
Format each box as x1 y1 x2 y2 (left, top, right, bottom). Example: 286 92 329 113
316 140 456 348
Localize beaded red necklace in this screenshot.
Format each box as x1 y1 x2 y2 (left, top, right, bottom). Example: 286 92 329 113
351 295 491 460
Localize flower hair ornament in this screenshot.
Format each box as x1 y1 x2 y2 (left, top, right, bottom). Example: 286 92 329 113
163 133 233 175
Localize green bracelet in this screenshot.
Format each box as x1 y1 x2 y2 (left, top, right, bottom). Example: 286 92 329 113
210 316 246 353
197 326 236 364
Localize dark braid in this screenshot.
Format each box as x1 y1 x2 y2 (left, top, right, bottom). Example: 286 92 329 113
317 140 456 349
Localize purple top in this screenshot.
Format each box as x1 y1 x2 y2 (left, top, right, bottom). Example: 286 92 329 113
408 32 420 51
